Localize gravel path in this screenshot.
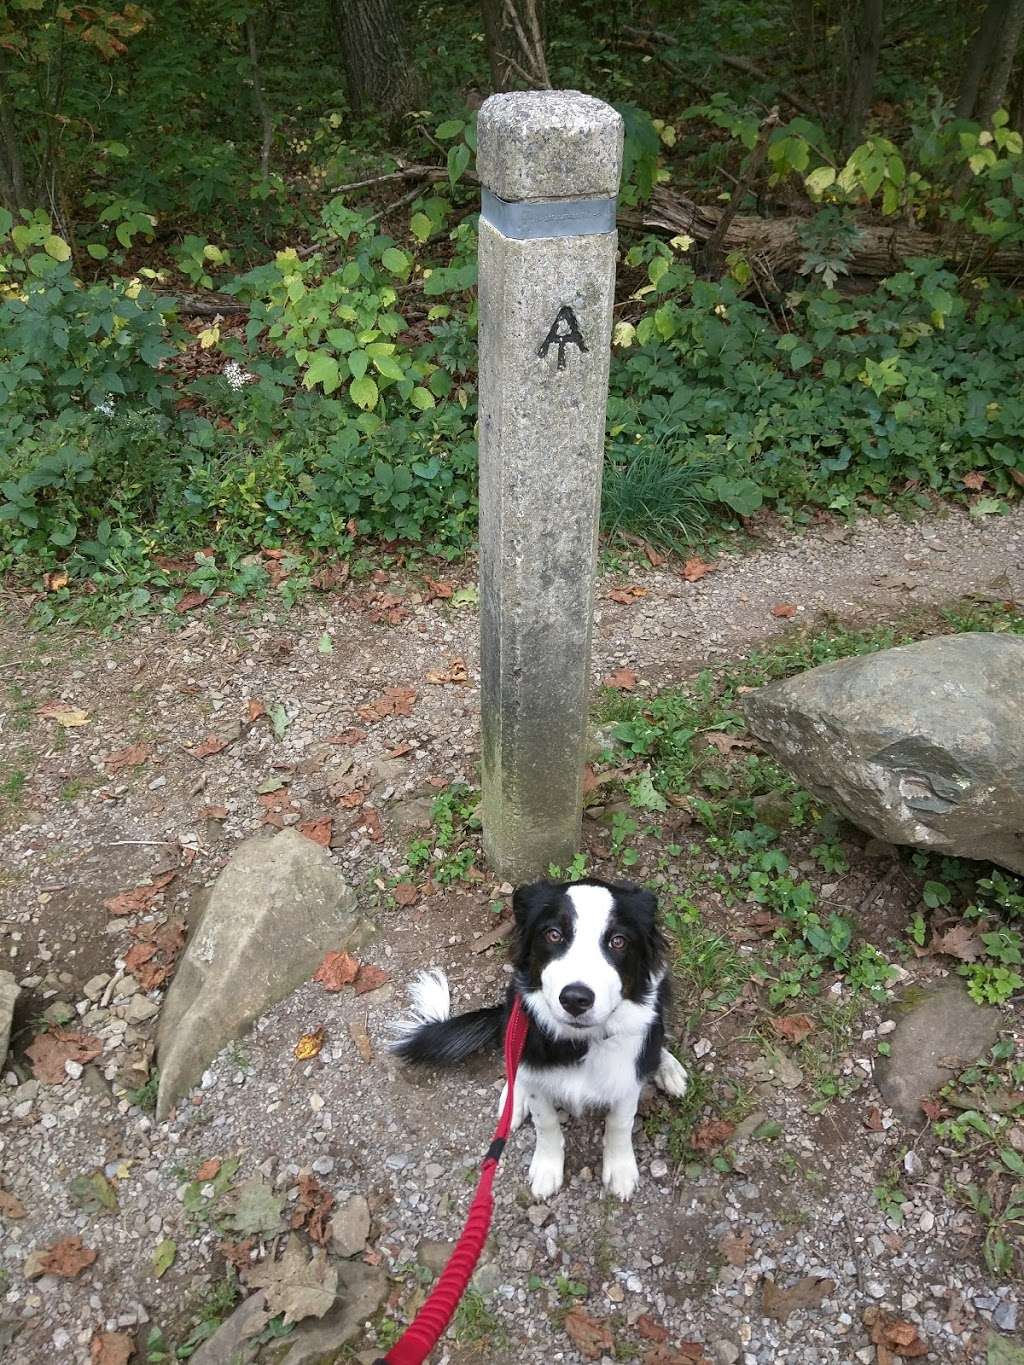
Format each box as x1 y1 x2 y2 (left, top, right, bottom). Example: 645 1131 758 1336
1 503 1022 1365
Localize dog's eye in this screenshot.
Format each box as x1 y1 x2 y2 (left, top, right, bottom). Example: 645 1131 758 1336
608 933 627 952
544 927 563 944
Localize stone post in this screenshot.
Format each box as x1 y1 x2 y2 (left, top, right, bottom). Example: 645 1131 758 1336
477 91 623 881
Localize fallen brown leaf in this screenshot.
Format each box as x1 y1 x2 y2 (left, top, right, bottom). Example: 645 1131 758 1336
326 727 368 746
294 1027 325 1061
354 964 390 995
105 742 152 773
636 1315 669 1342
358 686 417 723
43 569 69 592
681 556 716 582
195 1158 221 1182
175 590 208 613
313 951 360 991
203 804 228 820
37 700 90 727
90 1331 134 1365
644 1346 707 1365
0 1189 26 1219
718 1228 752 1266
337 788 366 809
771 1013 814 1045
771 603 797 619
191 734 229 759
246 699 267 722
642 541 667 568
219 1237 255 1273
925 923 985 962
363 808 383 843
690 1119 735 1151
919 1097 943 1122
604 667 638 691
298 816 333 848
26 1029 102 1084
424 577 453 600
393 883 419 907
762 1274 835 1322
38 1235 97 1278
349 1017 374 1063
864 1106 884 1131
291 1174 335 1246
961 471 987 490
608 585 648 604
103 870 176 917
701 731 755 756
425 656 469 685
564 1306 614 1360
864 1307 928 1358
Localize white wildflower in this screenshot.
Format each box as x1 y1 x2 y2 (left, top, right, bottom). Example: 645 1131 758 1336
222 361 255 390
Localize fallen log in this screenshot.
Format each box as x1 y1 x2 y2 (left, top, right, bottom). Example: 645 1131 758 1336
625 188 1024 282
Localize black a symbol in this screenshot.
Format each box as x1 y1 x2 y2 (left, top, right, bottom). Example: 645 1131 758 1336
538 305 588 371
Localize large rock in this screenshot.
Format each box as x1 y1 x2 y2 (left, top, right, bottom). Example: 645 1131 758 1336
875 981 1001 1123
268 1261 387 1364
742 633 1024 872
0 971 17 1069
156 829 370 1120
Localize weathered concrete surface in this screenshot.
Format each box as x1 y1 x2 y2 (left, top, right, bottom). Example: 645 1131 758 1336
476 89 623 201
0 970 17 1069
155 829 370 1120
875 981 1002 1122
742 633 1024 873
477 90 623 880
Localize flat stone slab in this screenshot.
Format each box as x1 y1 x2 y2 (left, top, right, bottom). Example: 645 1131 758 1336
156 829 370 1120
743 633 1024 873
875 981 1002 1122
269 1261 387 1364
0 970 18 1069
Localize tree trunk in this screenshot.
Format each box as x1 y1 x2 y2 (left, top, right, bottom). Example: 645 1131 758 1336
842 0 884 151
956 2 1003 118
480 0 549 91
331 0 419 122
976 0 1024 121
0 59 28 214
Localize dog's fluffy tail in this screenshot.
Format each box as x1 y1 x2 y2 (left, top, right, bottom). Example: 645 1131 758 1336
388 969 503 1065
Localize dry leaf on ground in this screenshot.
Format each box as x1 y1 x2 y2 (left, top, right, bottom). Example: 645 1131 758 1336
298 816 333 847
195 1158 221 1182
0 1189 26 1219
103 870 176 917
354 964 390 995
326 727 367 746
37 700 90 726
90 1331 134 1365
762 1274 835 1322
313 951 359 991
190 734 229 759
608 585 648 604
771 602 797 619
43 569 69 592
644 1346 708 1364
604 667 638 691
636 1315 669 1342
691 1119 735 1151
349 1017 373 1063
771 1013 814 1045
718 1228 752 1266
425 656 469 685
962 471 987 490
392 882 419 907
924 923 985 962
175 590 208 613
681 556 716 582
564 1306 614 1359
294 1027 325 1061
358 686 416 723
105 743 152 773
26 1029 102 1084
701 731 755 756
38 1236 97 1278
244 1234 338 1326
291 1174 335 1245
864 1307 928 1359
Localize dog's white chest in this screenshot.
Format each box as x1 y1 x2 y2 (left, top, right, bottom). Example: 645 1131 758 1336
522 1028 645 1115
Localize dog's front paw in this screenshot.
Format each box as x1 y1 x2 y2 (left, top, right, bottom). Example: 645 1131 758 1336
602 1152 640 1201
498 1083 528 1132
654 1048 689 1099
529 1152 564 1200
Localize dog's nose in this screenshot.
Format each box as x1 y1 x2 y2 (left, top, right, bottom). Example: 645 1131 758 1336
559 983 595 1017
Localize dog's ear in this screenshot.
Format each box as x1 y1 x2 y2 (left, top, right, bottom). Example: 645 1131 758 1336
615 885 658 929
512 879 557 930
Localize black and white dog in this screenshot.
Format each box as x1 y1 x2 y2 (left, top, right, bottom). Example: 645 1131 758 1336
389 878 688 1201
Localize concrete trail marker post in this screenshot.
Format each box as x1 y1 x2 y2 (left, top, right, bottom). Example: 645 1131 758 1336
477 91 624 881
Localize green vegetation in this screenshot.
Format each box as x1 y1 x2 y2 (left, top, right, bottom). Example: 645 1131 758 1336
1 3 1022 623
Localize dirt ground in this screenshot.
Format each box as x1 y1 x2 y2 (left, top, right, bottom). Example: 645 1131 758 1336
1 503 1023 1365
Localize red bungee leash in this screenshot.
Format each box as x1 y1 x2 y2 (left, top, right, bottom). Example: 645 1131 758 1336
374 995 530 1365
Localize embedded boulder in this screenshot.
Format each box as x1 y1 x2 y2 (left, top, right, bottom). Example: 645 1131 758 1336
741 633 1024 873
155 828 371 1120
0 971 18 1069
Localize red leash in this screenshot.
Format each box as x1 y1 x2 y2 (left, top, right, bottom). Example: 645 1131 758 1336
375 995 530 1365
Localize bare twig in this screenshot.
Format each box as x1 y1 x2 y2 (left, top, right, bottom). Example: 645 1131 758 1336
857 862 899 916
705 108 780 263
330 165 444 194
245 16 274 178
495 48 547 90
364 182 424 227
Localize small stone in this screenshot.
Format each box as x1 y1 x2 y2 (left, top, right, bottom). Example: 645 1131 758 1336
64 1060 83 1080
83 974 111 1002
711 1342 741 1365
606 1283 624 1303
311 1157 335 1176
417 1239 454 1276
385 1152 411 1171
877 1020 896 1035
650 1159 669 1179
693 1038 712 1058
993 1301 1017 1332
527 1204 550 1229
918 1209 935 1232
424 1163 445 1180
125 996 159 1024
866 1281 886 1299
328 1195 370 1259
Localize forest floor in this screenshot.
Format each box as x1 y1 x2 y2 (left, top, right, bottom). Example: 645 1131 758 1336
1 503 1023 1365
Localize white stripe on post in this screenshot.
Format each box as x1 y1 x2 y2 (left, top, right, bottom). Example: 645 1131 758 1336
477 91 623 881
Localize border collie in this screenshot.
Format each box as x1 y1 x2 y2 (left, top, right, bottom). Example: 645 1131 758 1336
389 877 688 1201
